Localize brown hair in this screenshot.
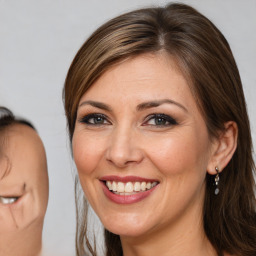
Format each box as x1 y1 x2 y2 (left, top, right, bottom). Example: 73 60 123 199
63 3 256 256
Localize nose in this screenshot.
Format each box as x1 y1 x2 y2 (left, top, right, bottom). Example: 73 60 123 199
106 126 144 168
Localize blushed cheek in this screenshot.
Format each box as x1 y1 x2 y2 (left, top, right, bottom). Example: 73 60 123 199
72 138 102 177
147 135 207 176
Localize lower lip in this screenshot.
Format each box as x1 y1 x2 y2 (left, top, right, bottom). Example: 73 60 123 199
101 182 158 204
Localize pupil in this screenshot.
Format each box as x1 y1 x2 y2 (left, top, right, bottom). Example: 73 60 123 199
156 118 166 125
94 117 103 124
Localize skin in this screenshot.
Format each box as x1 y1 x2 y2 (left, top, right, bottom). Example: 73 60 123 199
72 53 237 256
0 124 49 256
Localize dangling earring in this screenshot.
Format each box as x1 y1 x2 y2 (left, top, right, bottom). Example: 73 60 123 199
214 166 220 195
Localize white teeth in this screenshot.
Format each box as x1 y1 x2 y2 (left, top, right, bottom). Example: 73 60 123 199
134 182 141 192
106 181 112 190
112 181 117 192
105 180 158 194
125 182 133 193
117 182 125 193
0 197 18 204
141 182 146 191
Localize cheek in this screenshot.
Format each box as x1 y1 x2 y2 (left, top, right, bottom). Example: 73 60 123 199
145 129 210 177
72 132 104 177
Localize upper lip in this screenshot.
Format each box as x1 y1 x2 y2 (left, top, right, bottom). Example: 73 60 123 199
100 175 159 183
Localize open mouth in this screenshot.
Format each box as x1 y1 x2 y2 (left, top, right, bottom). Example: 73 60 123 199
0 196 20 205
100 177 160 204
103 180 159 195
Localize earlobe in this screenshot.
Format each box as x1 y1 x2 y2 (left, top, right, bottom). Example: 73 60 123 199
207 121 238 175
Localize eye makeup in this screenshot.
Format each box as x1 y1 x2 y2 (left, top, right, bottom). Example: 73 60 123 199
78 113 110 126
143 113 178 127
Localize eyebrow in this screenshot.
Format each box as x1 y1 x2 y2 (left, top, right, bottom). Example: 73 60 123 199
137 99 188 112
79 99 188 112
79 101 112 111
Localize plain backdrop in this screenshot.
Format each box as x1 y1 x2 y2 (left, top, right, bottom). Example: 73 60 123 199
0 0 255 255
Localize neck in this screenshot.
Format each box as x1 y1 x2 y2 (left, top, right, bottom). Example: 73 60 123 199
0 221 43 256
120 190 217 256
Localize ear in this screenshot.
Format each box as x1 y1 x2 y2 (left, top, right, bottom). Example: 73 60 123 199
207 121 238 175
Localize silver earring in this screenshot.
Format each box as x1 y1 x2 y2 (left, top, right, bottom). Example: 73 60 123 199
214 167 220 195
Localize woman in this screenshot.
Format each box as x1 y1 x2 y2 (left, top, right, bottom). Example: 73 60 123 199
0 107 49 256
63 3 256 256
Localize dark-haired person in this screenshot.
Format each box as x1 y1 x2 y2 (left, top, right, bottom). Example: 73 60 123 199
63 3 256 256
0 107 49 256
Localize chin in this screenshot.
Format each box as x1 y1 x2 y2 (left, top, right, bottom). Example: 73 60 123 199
100 212 153 237
107 225 149 238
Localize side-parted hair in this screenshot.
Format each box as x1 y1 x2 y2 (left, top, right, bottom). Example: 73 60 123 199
63 3 256 256
0 107 36 179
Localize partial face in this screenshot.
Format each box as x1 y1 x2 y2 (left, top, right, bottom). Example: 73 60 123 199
0 124 49 233
72 54 216 238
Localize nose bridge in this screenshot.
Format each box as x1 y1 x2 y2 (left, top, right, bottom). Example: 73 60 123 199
106 122 142 167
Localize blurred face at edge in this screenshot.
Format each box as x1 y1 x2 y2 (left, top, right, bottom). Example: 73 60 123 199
0 124 49 235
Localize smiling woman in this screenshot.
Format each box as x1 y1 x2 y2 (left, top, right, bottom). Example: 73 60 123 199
63 3 256 256
0 107 49 256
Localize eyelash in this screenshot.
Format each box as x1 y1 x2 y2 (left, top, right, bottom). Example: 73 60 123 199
78 113 110 126
79 113 177 128
143 113 177 127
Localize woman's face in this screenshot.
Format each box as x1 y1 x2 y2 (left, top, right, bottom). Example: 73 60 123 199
72 54 217 238
0 124 48 233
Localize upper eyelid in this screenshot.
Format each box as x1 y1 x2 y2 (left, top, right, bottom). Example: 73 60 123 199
78 112 177 126
78 113 111 124
145 113 176 120
143 113 178 125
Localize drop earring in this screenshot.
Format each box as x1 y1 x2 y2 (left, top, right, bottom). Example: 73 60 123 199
214 166 220 195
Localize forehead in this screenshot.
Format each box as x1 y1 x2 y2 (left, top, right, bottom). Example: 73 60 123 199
79 53 196 109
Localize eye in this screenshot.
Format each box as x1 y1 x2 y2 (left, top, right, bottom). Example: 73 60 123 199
78 113 110 125
143 114 177 127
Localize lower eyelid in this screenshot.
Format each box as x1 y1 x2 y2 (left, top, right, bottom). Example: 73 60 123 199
144 114 177 125
78 113 111 126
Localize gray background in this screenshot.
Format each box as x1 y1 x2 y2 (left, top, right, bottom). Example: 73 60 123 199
0 0 255 255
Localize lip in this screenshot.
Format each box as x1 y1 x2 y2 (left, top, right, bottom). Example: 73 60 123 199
100 175 159 183
0 196 19 204
0 185 26 208
100 176 159 204
0 194 24 208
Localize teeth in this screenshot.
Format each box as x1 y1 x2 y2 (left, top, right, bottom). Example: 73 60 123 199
146 182 151 190
117 182 124 192
0 197 18 204
106 181 112 190
134 182 140 192
141 182 146 191
112 181 117 192
125 182 133 193
105 181 158 194
152 181 158 187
